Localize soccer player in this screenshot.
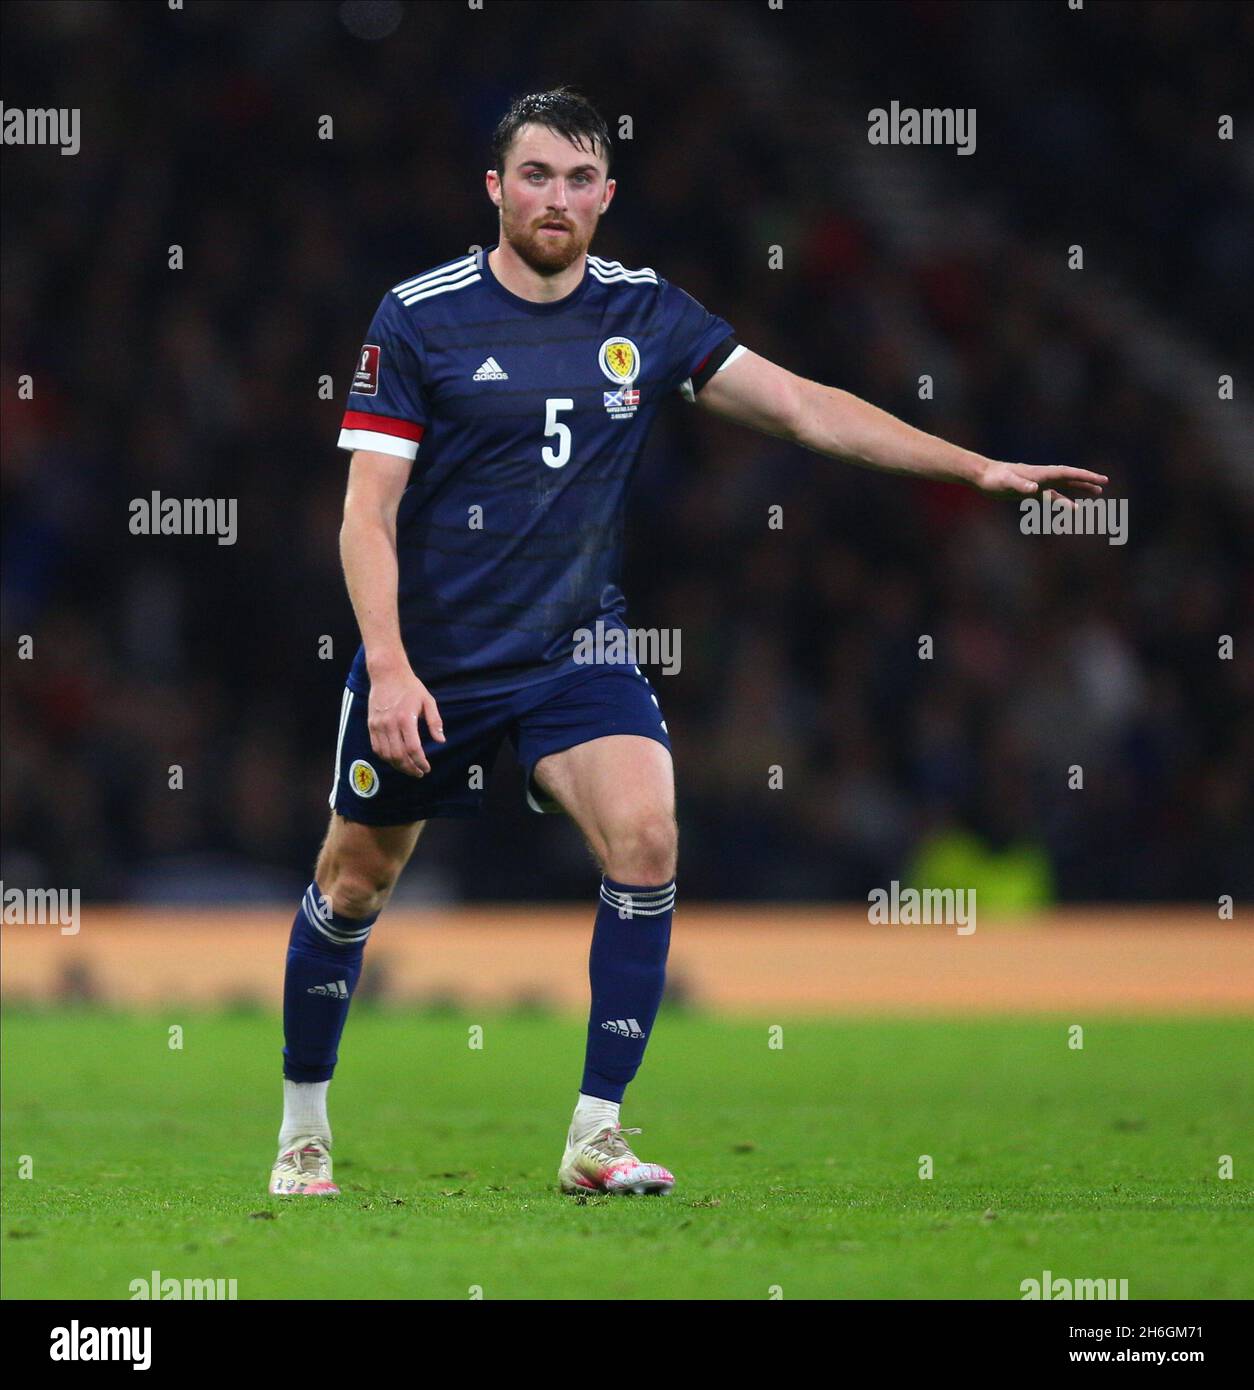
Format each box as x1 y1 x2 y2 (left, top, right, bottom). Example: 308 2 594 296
269 88 1106 1197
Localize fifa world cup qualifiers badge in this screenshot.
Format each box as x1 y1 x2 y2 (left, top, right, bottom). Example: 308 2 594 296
600 336 641 419
353 345 380 396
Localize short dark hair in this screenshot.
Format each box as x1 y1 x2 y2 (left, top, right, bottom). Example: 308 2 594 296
490 86 612 175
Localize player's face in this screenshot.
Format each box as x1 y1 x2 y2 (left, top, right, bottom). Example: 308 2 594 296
492 123 613 274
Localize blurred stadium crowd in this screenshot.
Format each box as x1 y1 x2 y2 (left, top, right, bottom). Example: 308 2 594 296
2 1 1251 904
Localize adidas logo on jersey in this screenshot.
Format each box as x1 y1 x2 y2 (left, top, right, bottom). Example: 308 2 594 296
308 980 349 998
472 356 509 381
601 1017 645 1039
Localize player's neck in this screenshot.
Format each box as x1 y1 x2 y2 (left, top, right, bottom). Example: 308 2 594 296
488 241 586 304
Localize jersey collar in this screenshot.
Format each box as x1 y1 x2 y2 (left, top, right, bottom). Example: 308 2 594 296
482 243 590 315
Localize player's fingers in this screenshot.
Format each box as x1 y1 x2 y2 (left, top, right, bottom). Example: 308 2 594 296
421 693 446 744
370 723 408 775
1000 469 1039 495
1046 467 1109 486
396 709 431 777
371 718 421 777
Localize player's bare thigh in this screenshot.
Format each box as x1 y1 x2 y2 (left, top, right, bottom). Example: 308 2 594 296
313 812 427 919
532 735 676 885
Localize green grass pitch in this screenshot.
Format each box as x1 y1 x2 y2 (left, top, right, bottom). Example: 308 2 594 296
3 1009 1251 1300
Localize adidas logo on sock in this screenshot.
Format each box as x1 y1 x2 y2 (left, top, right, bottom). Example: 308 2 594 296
472 356 509 381
601 1017 645 1039
308 980 349 998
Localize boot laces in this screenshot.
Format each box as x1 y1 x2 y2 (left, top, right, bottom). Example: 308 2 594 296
282 1137 330 1175
585 1125 643 1159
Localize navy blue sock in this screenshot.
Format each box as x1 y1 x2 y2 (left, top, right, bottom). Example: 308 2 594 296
580 875 676 1102
282 881 377 1082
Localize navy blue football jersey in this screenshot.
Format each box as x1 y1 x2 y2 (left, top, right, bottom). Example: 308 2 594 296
337 246 742 697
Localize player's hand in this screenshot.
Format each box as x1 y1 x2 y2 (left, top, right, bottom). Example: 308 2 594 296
975 460 1109 507
366 665 446 778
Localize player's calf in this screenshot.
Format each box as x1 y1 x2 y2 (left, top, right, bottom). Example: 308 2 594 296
271 815 424 1198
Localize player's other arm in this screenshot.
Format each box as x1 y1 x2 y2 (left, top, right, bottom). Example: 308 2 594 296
695 349 1107 501
340 449 444 777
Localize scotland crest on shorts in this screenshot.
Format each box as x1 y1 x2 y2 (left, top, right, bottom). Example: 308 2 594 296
349 759 378 797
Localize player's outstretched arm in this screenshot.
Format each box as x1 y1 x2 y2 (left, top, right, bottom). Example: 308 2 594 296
341 450 445 778
695 348 1108 502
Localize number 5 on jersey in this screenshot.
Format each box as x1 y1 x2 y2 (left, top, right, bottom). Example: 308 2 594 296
542 398 574 468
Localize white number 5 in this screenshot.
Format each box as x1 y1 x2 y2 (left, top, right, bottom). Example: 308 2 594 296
542 397 573 469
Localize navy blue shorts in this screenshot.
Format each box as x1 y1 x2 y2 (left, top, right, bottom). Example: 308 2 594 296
328 661 672 825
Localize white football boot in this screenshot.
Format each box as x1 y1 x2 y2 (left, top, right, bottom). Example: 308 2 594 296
268 1136 340 1196
558 1122 675 1196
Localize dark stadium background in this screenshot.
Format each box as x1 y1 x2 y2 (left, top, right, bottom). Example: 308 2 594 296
2 0 1251 907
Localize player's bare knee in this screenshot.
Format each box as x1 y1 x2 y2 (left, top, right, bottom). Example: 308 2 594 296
319 863 398 919
605 814 677 885
313 815 424 919
314 845 403 919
